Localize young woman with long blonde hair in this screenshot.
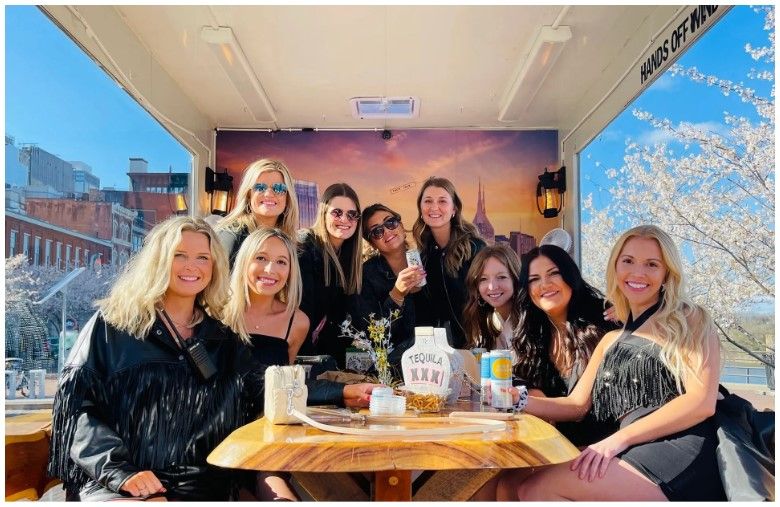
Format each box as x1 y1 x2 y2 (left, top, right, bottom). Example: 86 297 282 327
495 225 724 501
48 216 266 501
223 228 308 365
213 158 299 266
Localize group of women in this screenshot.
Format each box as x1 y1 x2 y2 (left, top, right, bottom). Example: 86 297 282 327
48 156 727 501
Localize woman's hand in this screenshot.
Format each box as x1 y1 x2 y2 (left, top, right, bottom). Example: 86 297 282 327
342 383 379 408
120 470 166 497
569 433 629 482
394 266 425 295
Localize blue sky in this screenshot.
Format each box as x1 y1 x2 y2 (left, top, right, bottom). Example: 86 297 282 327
581 6 773 215
5 6 771 197
5 6 191 190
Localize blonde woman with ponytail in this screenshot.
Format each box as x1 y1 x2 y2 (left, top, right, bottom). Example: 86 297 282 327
492 225 724 501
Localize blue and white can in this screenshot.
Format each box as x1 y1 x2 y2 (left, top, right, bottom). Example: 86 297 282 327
490 349 513 409
480 351 492 405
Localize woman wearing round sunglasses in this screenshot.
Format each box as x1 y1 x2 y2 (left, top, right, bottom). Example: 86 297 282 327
412 176 485 349
354 203 426 371
213 159 299 267
297 183 364 365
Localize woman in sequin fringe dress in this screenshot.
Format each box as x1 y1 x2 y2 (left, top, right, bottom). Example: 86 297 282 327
497 225 726 501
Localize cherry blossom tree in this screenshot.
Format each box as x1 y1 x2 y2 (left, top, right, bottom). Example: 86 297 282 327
582 7 774 366
5 255 117 338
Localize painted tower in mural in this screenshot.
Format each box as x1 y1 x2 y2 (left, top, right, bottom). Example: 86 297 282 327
472 179 495 244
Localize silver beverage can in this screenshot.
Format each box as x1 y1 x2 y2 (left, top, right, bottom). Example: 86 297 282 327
490 379 513 409
490 349 513 409
405 249 426 286
479 351 491 405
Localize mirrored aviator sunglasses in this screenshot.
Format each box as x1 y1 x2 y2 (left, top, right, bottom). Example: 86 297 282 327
253 182 288 195
329 208 361 222
369 216 401 240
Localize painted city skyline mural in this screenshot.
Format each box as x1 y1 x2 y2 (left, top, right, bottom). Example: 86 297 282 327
216 130 562 255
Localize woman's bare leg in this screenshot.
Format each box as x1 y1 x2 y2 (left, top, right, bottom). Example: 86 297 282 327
499 459 666 501
255 472 299 501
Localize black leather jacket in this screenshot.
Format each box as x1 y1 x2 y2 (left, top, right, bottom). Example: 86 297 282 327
48 309 349 500
47 311 266 501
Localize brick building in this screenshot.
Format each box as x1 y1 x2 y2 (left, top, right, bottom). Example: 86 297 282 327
24 199 136 266
6 210 112 269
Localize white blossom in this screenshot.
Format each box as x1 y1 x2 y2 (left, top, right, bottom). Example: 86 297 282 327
582 7 775 366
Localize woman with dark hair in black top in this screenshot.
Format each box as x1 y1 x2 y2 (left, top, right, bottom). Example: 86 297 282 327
354 203 426 371
512 244 619 446
297 183 364 366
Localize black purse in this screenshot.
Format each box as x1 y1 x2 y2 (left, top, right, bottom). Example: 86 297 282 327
714 384 775 501
159 309 217 381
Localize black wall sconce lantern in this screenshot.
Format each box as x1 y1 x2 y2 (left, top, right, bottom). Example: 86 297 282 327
536 166 566 218
205 167 234 216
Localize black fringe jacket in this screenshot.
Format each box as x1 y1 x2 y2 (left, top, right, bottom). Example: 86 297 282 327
47 311 267 500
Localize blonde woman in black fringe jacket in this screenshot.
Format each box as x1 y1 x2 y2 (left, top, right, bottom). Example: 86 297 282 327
48 217 267 501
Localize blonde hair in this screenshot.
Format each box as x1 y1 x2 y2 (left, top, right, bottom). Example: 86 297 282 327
222 228 302 344
606 225 716 391
97 216 229 338
216 159 299 238
305 183 363 295
412 176 481 277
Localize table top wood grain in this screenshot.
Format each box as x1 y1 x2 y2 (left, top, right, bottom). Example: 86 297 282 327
208 406 579 473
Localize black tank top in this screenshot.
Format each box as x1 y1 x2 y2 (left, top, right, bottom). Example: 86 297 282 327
248 312 296 366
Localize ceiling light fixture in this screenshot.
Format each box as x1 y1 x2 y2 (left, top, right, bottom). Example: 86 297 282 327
200 26 277 123
349 96 419 119
499 25 572 121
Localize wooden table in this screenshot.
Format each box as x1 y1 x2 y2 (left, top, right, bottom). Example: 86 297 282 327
207 403 579 501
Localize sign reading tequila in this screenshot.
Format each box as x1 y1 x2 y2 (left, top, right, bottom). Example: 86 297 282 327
401 326 451 393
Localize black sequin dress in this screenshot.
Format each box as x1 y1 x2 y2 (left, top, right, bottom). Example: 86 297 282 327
591 334 726 501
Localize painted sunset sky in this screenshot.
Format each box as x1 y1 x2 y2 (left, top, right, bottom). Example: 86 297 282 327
216 130 561 241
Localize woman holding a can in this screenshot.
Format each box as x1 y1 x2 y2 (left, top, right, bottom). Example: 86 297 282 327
354 203 426 369
412 176 485 349
463 244 524 364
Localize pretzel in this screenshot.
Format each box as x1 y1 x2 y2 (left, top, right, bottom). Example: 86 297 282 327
402 391 447 413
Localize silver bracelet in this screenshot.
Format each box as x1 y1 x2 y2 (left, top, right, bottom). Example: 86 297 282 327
515 385 529 412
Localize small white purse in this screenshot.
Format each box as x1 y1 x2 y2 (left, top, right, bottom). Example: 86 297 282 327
264 364 308 424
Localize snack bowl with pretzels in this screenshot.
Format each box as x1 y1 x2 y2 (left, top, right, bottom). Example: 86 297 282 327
396 386 451 413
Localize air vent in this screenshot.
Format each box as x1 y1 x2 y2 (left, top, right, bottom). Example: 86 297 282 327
349 96 419 119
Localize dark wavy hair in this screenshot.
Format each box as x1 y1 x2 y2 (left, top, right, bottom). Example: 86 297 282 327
514 245 616 391
463 244 523 349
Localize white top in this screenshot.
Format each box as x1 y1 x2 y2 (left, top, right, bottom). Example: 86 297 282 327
490 311 519 365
